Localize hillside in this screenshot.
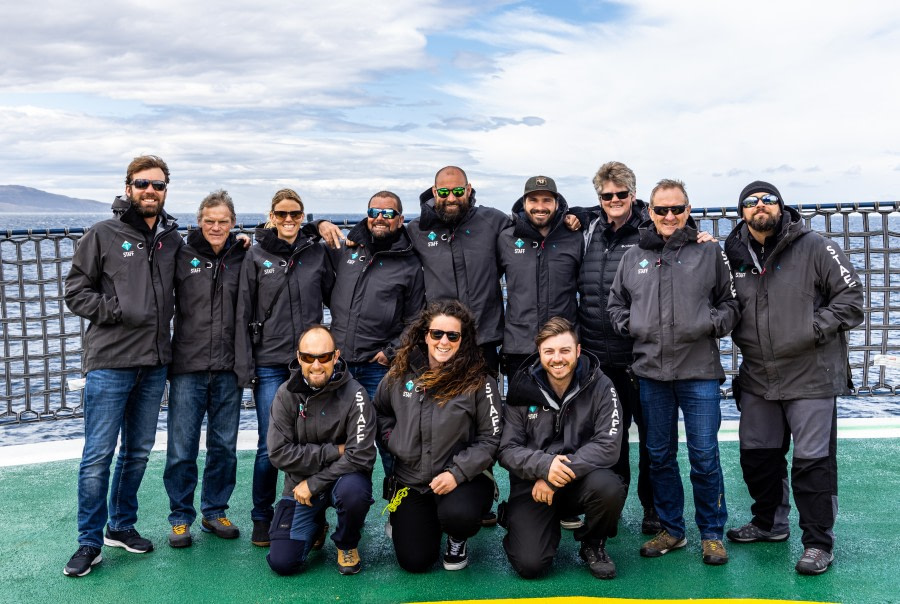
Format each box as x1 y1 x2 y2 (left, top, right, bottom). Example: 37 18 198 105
0 185 108 213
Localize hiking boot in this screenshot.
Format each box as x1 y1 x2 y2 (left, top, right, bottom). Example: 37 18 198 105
726 522 789 543
480 511 498 527
701 539 729 565
104 527 153 553
63 545 102 577
443 536 469 570
312 522 329 551
337 548 361 575
560 515 584 530
251 519 271 547
202 517 240 539
579 540 616 579
168 524 192 548
640 530 687 557
641 507 662 535
795 547 834 575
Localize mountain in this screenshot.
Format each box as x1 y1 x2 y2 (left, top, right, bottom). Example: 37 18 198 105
0 185 109 213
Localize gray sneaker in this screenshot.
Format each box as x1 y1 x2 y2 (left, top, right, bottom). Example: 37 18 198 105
168 524 193 548
795 547 834 575
726 522 789 543
579 541 616 579
201 517 239 539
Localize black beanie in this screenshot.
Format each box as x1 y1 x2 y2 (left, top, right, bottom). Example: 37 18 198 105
738 180 784 215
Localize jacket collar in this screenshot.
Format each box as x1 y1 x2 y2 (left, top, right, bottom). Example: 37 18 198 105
346 219 414 254
506 351 601 409
638 216 698 251
255 226 316 256
724 205 806 268
285 358 351 397
510 194 570 240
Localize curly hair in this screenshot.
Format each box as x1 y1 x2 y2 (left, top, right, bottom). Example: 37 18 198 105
388 300 486 404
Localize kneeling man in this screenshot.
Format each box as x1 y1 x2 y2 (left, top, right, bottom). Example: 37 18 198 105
266 326 376 576
499 317 626 579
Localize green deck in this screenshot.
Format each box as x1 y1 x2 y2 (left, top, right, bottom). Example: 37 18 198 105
2 438 896 604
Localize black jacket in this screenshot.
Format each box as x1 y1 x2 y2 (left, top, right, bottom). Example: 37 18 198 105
267 359 376 496
498 195 583 355
407 189 512 345
576 200 649 366
607 219 740 382
327 221 425 363
373 355 502 491
724 206 864 399
65 206 182 372
499 352 622 498
234 228 335 387
171 230 246 374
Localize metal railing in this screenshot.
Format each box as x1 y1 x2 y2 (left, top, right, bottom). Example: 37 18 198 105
2 202 898 424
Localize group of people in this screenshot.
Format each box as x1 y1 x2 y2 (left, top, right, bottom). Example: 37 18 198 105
61 155 863 582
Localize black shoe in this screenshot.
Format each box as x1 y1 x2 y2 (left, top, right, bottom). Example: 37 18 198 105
442 536 469 570
579 541 616 579
795 547 834 575
201 517 240 539
480 511 497 527
168 524 192 548
312 522 329 551
63 546 102 577
251 519 271 547
641 507 662 535
103 527 153 553
726 522 789 543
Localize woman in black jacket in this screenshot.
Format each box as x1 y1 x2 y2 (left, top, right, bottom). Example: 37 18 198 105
374 300 501 572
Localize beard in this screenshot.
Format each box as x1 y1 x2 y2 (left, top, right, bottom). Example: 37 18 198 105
129 191 164 218
435 198 470 225
748 211 779 233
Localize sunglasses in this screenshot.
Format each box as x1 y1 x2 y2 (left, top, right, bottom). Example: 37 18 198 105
367 208 399 219
741 194 780 208
599 191 630 201
435 187 467 199
298 350 336 364
427 329 461 342
650 204 688 216
273 210 304 220
130 179 167 192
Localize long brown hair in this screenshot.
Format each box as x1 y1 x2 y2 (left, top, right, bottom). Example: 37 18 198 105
388 300 486 404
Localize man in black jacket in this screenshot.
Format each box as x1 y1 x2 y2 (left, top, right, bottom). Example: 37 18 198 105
63 155 182 577
499 318 626 580
266 326 376 576
724 181 864 575
498 176 583 379
163 190 247 548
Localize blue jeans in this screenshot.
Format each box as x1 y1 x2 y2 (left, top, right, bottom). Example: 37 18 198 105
163 370 241 526
77 366 168 548
346 361 393 476
639 378 727 540
252 365 290 522
267 473 374 576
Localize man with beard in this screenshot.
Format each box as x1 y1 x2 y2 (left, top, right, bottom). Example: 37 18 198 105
498 175 583 381
499 317 625 579
63 155 182 576
266 326 376 576
723 181 863 575
327 191 425 475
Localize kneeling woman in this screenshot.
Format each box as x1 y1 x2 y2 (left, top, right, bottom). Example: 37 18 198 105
374 300 501 572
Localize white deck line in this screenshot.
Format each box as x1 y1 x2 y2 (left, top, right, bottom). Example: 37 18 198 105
2 417 898 468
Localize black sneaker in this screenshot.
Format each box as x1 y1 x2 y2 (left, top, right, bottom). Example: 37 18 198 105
443 536 468 570
795 547 834 575
104 527 153 553
641 507 662 535
579 540 616 579
63 545 102 577
201 517 240 539
251 519 271 547
726 522 789 543
560 515 584 530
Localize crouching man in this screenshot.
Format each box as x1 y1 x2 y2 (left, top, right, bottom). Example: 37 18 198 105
499 317 626 579
266 326 376 576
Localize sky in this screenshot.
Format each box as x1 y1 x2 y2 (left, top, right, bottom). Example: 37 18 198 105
1 0 899 215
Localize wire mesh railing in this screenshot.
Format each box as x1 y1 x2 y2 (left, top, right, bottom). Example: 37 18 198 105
2 201 898 424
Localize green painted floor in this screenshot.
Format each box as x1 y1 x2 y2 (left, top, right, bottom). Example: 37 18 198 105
1 439 896 604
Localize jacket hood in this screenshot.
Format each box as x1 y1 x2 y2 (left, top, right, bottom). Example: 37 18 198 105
416 187 480 231
724 205 806 267
254 226 317 256
120 204 178 233
506 350 602 408
638 215 698 251
285 357 352 396
346 219 414 254
510 193 570 239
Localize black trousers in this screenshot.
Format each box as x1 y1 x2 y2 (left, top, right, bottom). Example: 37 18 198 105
390 473 494 573
602 365 653 512
502 468 626 579
737 393 839 551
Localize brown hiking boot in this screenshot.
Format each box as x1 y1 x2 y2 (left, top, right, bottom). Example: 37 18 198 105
640 530 687 557
702 539 729 565
337 548 361 575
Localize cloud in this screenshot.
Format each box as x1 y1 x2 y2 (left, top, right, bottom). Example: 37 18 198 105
429 115 545 131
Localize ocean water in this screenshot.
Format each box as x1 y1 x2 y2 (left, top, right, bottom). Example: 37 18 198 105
1 210 899 445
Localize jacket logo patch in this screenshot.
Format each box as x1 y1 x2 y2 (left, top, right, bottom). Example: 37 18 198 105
263 260 273 268
485 381 501 435
355 391 367 443
190 257 201 268
826 245 859 287
428 232 437 241
527 405 538 420
638 258 649 274
121 241 132 251
515 238 524 248
639 259 649 268
405 380 414 391
351 252 359 260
